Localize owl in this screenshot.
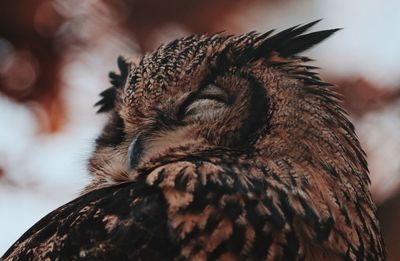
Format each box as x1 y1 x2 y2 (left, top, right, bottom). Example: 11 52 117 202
2 20 385 260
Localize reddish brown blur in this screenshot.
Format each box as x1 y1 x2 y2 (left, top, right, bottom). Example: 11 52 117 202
334 78 400 117
105 0 263 52
0 0 65 132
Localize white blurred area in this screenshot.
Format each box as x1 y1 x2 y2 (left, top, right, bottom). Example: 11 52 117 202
1 0 400 255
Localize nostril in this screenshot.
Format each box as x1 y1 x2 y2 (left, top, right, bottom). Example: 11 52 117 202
127 135 144 171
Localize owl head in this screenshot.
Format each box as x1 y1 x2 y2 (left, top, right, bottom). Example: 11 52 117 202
87 20 367 192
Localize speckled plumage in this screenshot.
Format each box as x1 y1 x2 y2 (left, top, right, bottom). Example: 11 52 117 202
2 21 385 260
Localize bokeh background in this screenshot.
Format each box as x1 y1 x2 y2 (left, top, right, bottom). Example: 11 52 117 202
1 0 399 259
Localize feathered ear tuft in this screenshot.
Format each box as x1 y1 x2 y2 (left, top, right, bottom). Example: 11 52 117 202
95 56 130 113
95 87 117 113
251 19 341 60
278 28 341 57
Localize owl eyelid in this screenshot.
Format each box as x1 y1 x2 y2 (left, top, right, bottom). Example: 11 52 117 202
177 84 229 120
195 94 228 104
197 83 230 103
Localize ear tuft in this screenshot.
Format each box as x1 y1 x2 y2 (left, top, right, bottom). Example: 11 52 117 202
278 28 341 57
95 56 129 113
251 20 341 60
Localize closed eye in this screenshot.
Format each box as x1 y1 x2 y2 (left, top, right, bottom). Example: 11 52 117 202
177 84 230 120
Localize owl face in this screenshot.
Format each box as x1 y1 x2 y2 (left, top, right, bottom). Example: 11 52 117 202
88 21 347 190
120 34 272 150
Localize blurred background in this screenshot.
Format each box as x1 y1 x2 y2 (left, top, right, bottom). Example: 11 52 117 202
0 0 399 259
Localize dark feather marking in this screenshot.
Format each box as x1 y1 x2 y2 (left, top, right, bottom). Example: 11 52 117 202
245 200 271 259
316 216 334 242
333 194 352 226
208 241 229 260
281 230 300 260
321 162 340 178
174 166 190 191
354 228 365 261
222 200 243 220
299 197 319 224
230 224 246 255
203 214 222 236
262 197 286 229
